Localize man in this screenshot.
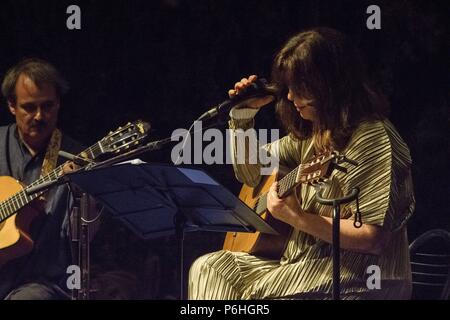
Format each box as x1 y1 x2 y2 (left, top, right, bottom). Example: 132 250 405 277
0 58 84 299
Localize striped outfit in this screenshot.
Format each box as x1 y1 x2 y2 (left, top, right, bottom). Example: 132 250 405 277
189 112 415 300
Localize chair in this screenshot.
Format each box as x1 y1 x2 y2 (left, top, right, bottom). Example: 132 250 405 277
409 229 450 299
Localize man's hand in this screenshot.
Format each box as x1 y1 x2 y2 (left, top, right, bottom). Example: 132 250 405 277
62 161 80 174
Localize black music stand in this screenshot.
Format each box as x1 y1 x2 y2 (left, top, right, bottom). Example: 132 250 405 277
65 161 278 299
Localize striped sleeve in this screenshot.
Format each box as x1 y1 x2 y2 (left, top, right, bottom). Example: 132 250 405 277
228 117 304 187
339 120 415 230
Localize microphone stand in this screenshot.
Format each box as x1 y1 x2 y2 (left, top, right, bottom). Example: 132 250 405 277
24 175 70 196
24 167 94 300
70 189 95 300
86 138 173 170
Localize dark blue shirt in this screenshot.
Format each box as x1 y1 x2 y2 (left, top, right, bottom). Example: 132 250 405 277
0 124 84 298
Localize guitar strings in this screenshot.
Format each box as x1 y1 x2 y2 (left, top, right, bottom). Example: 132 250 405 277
1 127 144 216
277 164 304 196
0 143 103 216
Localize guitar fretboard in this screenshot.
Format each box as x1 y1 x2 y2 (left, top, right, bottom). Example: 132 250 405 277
254 165 301 214
254 152 336 217
277 166 301 197
0 142 101 223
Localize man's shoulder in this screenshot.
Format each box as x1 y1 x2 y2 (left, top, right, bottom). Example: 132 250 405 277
0 124 13 136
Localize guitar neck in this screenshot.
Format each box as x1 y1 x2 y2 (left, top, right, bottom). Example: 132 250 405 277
0 142 101 223
277 166 301 197
254 165 301 215
0 119 151 223
255 151 338 214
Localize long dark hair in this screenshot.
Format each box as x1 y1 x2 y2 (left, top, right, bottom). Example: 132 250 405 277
271 27 389 151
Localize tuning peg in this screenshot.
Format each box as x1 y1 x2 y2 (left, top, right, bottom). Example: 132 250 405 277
336 154 358 167
310 180 319 187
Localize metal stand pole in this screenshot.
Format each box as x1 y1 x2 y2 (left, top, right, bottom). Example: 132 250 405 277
316 187 360 300
332 201 341 300
70 191 92 300
174 210 186 300
79 193 91 300
70 197 80 300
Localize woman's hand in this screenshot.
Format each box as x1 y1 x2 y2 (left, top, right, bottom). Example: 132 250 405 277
267 182 391 255
266 182 303 227
228 75 274 109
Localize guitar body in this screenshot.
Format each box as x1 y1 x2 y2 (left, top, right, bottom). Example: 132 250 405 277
223 151 340 260
223 172 292 260
0 176 42 267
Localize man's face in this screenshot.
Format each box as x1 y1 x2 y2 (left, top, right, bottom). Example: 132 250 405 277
8 74 60 149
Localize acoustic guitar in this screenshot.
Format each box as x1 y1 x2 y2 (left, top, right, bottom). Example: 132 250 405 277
0 120 150 267
223 150 343 259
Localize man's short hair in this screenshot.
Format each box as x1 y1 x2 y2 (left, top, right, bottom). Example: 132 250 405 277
1 58 69 104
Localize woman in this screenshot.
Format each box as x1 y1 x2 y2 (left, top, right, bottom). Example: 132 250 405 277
189 27 415 300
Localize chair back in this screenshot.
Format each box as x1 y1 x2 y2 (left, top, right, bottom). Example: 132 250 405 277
409 229 450 299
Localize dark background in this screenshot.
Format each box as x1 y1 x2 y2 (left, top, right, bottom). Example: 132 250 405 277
0 0 448 299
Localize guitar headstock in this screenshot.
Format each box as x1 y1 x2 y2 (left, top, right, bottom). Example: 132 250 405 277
97 120 151 157
297 150 342 187
277 150 357 197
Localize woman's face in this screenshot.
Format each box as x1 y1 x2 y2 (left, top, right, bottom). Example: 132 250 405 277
287 87 316 122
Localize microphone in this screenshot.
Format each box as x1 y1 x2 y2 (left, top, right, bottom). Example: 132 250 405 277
199 78 277 120
58 150 94 166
